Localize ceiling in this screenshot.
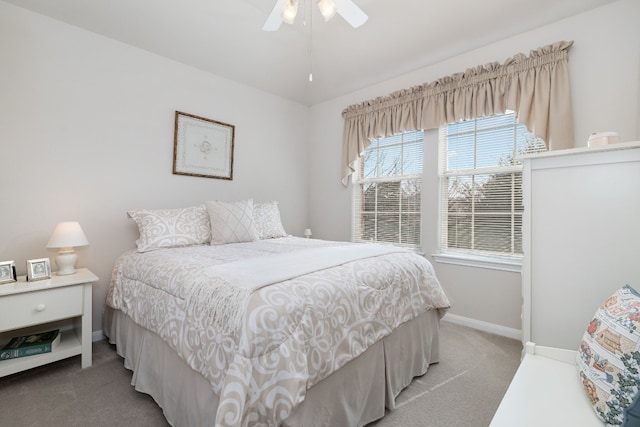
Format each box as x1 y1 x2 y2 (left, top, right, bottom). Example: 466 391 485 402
4 0 616 106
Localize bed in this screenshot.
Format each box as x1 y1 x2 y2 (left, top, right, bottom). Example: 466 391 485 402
103 201 450 426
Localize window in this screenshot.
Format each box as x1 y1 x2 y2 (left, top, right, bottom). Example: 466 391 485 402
352 130 424 249
438 112 545 260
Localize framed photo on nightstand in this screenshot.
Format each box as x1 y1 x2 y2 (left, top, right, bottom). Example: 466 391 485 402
0 260 17 284
26 258 51 282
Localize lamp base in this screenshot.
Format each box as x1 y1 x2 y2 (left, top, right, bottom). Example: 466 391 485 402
55 252 78 275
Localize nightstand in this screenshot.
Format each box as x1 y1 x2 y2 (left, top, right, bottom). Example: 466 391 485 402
0 268 98 377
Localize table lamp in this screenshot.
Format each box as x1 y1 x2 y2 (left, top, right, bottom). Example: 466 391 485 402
46 221 89 275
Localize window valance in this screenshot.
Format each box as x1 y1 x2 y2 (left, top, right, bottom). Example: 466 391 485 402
341 41 575 185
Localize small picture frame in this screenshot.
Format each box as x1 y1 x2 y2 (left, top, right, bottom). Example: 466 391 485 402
26 258 51 282
0 260 17 285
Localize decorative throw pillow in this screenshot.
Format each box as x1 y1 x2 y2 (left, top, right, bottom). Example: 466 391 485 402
577 284 640 426
253 201 288 239
205 199 259 245
128 205 211 252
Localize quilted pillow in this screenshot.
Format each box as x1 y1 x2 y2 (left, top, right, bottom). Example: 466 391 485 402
577 285 640 426
128 205 211 252
205 199 259 245
253 201 288 239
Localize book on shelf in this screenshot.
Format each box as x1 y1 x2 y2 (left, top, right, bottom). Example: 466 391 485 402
0 329 60 361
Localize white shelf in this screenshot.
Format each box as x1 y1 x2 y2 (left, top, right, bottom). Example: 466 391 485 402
519 140 640 160
0 329 81 377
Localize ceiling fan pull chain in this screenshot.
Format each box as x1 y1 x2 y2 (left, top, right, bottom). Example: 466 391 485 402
308 0 313 82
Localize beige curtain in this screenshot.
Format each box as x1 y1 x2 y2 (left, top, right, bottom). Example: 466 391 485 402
341 41 574 185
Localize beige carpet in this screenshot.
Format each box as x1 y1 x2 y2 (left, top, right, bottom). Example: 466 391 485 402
369 321 522 426
0 321 522 427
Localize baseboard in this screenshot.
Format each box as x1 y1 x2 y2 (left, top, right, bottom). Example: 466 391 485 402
442 313 522 341
92 330 105 342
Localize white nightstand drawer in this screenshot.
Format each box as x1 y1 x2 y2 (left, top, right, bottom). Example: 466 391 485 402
0 285 83 332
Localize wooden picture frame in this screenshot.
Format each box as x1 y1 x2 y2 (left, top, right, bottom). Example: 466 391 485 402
0 260 17 285
26 258 51 282
173 111 235 180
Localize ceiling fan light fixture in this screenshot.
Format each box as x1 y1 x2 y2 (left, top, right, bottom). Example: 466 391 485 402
316 0 337 21
281 0 299 25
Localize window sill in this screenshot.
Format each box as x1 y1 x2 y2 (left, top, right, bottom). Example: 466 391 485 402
431 252 522 273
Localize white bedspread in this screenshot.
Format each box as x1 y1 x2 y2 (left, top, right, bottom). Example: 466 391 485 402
187 243 405 335
106 237 450 426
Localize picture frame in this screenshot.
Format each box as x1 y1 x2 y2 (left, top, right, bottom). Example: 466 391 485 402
0 260 17 285
173 111 235 180
26 258 51 282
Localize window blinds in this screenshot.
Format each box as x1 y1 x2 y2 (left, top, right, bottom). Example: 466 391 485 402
352 130 424 249
439 113 545 257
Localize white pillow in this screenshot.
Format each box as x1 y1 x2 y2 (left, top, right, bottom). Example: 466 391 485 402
205 199 259 245
128 205 211 252
253 201 288 239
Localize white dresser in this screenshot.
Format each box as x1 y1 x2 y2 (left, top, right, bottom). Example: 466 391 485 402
0 268 98 377
521 141 640 350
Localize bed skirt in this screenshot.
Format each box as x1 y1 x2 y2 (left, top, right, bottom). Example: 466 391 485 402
103 306 441 426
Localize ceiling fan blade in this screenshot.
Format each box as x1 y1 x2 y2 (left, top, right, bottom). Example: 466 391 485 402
333 0 368 28
263 0 288 31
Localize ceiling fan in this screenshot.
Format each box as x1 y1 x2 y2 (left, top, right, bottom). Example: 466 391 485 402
263 0 368 31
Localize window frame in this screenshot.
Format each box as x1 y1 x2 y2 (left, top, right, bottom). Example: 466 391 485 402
351 130 424 250
436 113 544 270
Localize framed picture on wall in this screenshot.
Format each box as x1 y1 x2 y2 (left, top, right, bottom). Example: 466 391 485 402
0 260 17 285
173 111 235 180
26 258 51 282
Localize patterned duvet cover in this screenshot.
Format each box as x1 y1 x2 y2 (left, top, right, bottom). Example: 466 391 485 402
106 237 450 426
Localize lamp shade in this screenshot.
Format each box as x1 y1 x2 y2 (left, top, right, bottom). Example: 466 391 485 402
46 221 89 249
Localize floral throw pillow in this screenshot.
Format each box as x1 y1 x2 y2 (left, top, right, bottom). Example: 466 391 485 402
253 201 288 239
577 285 640 426
128 205 211 252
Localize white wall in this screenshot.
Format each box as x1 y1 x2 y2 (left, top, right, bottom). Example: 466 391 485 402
0 2 310 334
309 0 640 333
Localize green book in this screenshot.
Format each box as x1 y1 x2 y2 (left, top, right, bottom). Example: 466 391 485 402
0 329 60 360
